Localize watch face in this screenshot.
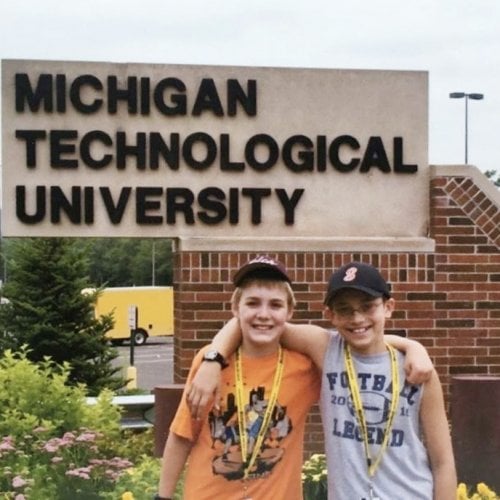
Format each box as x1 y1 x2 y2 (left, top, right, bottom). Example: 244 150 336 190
203 349 227 367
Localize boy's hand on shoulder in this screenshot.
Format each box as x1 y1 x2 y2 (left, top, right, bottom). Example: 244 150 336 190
187 361 222 420
403 339 434 384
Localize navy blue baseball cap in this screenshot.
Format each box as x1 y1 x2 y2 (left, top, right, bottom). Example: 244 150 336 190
324 262 391 306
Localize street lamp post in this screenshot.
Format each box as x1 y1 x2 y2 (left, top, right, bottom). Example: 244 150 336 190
449 92 484 164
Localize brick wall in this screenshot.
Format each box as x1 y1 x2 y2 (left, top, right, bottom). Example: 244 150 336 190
172 166 500 457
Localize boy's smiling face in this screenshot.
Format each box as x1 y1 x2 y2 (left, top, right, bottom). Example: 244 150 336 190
233 282 293 357
328 289 395 355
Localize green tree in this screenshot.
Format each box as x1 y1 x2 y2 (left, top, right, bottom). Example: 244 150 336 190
485 169 500 187
86 238 173 286
0 238 124 395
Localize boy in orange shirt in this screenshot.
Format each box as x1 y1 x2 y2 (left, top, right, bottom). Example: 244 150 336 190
158 256 320 499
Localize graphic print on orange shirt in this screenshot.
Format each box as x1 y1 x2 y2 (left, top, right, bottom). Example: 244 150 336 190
209 385 292 480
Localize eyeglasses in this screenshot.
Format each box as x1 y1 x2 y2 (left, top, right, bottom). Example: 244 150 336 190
332 299 384 318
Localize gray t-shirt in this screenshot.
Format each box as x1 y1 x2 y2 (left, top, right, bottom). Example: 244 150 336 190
320 331 433 499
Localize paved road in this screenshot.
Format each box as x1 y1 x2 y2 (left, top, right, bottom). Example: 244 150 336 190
113 336 174 391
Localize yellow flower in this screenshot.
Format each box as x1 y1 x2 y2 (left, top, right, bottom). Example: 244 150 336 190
477 482 494 498
457 483 469 500
122 492 134 500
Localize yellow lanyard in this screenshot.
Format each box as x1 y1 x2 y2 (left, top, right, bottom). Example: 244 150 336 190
344 342 399 478
235 346 284 480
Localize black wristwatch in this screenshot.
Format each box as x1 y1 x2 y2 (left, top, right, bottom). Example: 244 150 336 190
153 494 172 500
202 349 229 369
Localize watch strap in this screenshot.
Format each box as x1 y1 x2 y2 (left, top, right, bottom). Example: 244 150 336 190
202 349 229 368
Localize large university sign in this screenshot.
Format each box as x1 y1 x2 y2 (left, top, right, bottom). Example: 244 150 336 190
2 60 429 247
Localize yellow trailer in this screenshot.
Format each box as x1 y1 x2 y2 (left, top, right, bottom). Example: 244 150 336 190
93 286 174 345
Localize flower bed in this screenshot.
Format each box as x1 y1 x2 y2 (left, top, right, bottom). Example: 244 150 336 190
301 453 499 500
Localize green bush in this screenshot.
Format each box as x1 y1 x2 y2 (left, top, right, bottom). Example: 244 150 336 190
0 348 131 498
302 453 328 500
0 348 121 440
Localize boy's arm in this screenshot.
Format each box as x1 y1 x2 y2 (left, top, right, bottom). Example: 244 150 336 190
158 431 192 498
188 320 330 416
420 371 457 500
385 335 433 384
280 326 434 384
280 322 330 371
186 322 434 417
187 317 241 419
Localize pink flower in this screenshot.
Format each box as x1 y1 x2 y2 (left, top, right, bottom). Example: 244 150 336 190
67 465 94 479
66 469 91 480
76 432 97 442
12 476 27 488
0 436 15 451
43 442 60 453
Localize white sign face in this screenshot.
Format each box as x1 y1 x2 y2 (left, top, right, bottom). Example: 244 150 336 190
127 305 137 330
2 60 429 241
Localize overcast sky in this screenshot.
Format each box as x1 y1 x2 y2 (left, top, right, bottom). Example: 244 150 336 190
1 0 499 173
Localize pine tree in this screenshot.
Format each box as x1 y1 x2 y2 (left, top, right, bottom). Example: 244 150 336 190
0 238 124 395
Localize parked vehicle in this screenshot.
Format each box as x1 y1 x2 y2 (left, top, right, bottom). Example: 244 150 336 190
89 286 174 345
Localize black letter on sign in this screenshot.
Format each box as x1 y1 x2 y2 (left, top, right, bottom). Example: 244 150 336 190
183 132 217 170
100 187 132 224
242 188 272 224
229 188 239 224
198 187 227 224
282 135 314 172
116 132 147 169
220 134 245 171
192 79 224 116
150 132 180 170
50 130 78 168
15 73 53 112
227 79 257 116
16 185 46 223
80 130 113 169
50 186 82 223
360 136 390 173
136 187 163 224
245 135 279 171
108 76 138 114
154 78 187 116
166 188 195 225
329 135 360 172
70 75 103 114
16 130 47 168
393 137 417 173
84 187 94 223
276 188 305 225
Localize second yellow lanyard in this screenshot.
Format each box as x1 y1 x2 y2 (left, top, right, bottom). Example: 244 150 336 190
344 342 400 478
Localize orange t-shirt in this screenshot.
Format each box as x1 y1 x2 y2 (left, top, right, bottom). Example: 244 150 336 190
170 347 321 500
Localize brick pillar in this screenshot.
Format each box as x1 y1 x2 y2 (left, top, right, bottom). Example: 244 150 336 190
451 376 500 491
